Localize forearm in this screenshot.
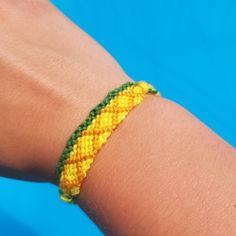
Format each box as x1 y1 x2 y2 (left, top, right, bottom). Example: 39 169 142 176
76 95 236 235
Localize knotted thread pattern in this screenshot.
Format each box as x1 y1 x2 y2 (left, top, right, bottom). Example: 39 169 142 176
57 80 160 203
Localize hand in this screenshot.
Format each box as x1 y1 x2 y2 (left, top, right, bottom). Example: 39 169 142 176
0 0 131 184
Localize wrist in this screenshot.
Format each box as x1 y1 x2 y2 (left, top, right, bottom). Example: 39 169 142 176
38 73 134 185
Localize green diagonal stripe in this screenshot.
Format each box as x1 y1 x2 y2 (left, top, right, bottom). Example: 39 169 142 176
56 81 137 178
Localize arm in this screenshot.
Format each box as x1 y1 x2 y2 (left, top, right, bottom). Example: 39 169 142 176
0 1 235 235
78 95 236 235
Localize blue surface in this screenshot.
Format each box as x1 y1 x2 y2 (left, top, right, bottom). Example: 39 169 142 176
0 0 235 235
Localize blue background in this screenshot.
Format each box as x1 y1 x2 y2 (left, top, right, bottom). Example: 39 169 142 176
0 0 235 235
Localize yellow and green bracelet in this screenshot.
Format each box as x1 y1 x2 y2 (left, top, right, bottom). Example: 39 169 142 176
56 80 160 204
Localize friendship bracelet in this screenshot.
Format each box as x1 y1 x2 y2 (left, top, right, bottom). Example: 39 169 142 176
56 80 160 204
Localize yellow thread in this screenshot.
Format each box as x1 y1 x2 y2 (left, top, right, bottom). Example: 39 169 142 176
58 81 160 203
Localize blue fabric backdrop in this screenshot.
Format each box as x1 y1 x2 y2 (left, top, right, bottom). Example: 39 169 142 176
0 0 235 235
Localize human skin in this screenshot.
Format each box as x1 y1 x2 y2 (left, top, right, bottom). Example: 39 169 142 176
0 1 236 235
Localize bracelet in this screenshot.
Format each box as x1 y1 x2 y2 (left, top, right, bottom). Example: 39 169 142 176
56 80 160 204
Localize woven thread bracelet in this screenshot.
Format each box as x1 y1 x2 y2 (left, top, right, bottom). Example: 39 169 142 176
56 80 160 204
